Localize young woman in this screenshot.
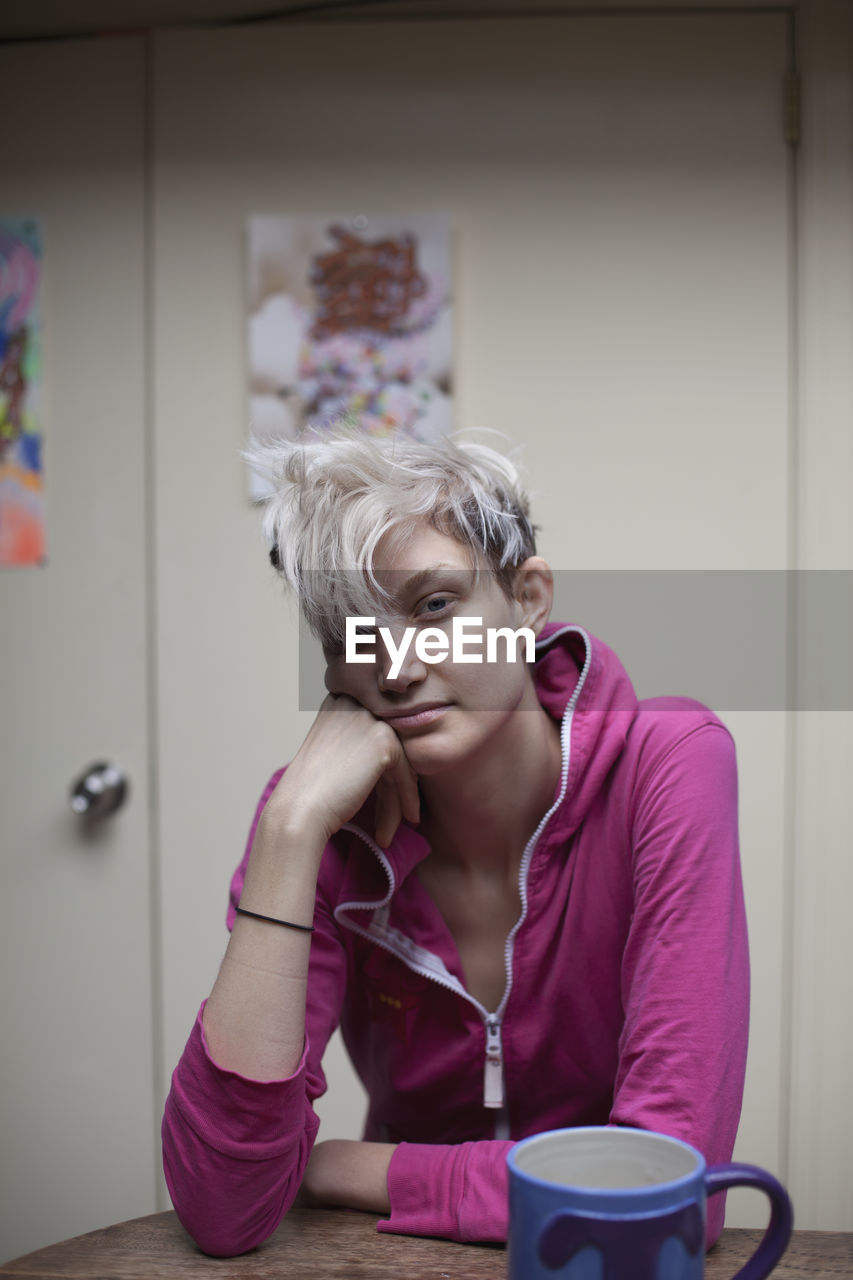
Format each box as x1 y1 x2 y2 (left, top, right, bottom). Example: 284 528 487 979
162 431 749 1257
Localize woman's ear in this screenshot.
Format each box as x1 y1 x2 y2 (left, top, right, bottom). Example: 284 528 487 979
512 557 553 636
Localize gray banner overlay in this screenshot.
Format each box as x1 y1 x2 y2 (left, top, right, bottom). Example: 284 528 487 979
296 571 853 712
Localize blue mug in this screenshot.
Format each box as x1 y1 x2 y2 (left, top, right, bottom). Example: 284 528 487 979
507 1127 793 1280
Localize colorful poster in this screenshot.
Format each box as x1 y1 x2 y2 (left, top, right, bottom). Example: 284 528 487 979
0 217 44 566
246 213 452 499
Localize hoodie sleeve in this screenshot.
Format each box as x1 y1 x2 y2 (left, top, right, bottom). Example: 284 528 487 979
379 1139 515 1241
161 773 348 1257
611 718 749 1247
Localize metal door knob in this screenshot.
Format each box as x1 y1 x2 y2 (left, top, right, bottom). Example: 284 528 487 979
69 762 129 818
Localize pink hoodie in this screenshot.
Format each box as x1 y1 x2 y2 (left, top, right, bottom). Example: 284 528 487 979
162 625 749 1256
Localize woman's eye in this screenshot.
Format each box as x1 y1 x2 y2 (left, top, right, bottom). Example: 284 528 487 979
421 596 451 616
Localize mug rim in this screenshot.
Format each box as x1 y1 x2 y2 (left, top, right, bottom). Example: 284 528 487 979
507 1125 707 1199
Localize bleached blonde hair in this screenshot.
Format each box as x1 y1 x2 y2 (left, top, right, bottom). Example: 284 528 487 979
245 428 537 648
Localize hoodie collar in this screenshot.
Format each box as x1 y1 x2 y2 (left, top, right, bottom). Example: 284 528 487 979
534 624 638 842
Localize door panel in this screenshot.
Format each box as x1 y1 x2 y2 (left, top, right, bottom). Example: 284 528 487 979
0 37 156 1262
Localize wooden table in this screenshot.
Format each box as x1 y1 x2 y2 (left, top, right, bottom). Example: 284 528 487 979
1 1205 850 1279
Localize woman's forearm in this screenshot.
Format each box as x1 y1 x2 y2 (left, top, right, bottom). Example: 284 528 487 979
202 695 418 1082
202 797 326 1081
302 1140 395 1214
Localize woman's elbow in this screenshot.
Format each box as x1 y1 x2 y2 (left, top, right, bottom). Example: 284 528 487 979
171 1188 296 1259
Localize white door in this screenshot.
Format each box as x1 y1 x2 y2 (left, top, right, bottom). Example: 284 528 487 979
0 37 156 1262
152 9 792 1230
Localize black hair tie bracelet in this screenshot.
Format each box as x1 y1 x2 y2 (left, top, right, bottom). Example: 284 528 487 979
235 905 315 933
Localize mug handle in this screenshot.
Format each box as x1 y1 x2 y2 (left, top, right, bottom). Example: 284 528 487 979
705 1163 794 1280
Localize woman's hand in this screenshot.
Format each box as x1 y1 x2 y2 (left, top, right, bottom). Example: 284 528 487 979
268 693 420 850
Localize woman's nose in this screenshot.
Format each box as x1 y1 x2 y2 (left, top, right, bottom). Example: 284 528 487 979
376 625 428 692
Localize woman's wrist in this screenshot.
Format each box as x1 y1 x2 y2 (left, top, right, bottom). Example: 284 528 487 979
242 795 330 897
256 783 331 848
302 1140 395 1214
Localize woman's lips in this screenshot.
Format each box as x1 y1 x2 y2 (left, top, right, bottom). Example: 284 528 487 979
381 704 450 730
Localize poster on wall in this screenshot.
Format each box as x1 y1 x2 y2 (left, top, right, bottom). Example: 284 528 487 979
0 217 44 567
245 213 453 500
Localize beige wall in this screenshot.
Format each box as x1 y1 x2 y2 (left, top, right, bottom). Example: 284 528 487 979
787 0 853 1229
149 1 852 1233
2 0 850 1253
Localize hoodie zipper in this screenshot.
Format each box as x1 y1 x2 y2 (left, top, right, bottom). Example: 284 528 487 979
335 627 593 1120
484 1017 504 1108
484 627 591 1112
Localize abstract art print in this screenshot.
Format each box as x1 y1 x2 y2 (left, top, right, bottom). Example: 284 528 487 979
246 213 452 499
0 217 44 566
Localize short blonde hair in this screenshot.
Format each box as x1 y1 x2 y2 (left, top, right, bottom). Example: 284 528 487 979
245 429 537 647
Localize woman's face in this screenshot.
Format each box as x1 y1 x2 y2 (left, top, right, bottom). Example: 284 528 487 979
323 522 552 778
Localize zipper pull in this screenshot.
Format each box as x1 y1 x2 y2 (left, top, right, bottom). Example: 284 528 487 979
483 1017 504 1109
